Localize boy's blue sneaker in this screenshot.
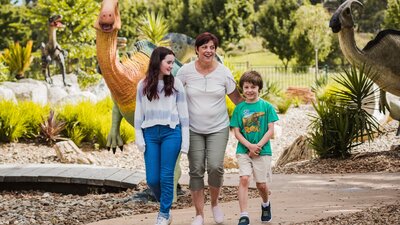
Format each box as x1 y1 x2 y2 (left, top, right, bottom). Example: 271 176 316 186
261 203 272 223
238 216 250 225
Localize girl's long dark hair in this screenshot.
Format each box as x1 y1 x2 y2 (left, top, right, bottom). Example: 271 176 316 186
143 47 177 101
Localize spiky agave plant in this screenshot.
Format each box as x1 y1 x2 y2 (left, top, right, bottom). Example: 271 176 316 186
40 110 66 145
136 11 170 46
308 64 380 158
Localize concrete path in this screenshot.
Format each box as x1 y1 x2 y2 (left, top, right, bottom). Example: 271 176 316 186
87 172 400 225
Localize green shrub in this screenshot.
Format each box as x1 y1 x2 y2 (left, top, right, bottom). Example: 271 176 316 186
308 101 359 158
292 96 303 108
0 101 27 142
307 65 380 158
0 61 10 82
226 96 236 118
75 68 102 89
120 120 135 144
18 101 49 138
57 97 134 148
67 124 85 146
260 79 283 100
276 97 292 114
58 101 101 146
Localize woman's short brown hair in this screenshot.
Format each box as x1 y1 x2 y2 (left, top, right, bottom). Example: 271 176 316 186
195 32 219 49
239 70 263 91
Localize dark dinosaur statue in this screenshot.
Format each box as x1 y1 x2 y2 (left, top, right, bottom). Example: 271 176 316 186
40 15 69 86
329 0 400 135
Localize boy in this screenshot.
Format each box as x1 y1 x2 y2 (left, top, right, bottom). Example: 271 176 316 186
230 71 279 225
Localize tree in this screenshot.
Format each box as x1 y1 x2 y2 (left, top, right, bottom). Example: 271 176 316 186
383 0 400 29
152 0 184 33
178 0 254 49
0 3 32 50
291 2 332 75
357 0 387 33
257 0 299 70
119 0 149 43
29 0 99 70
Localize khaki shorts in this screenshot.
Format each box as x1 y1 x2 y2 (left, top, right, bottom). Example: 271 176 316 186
237 154 272 183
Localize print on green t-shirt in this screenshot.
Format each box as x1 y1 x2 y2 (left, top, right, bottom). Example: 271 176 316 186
230 99 279 156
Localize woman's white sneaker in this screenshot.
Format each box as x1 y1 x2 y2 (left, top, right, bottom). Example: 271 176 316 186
191 215 204 225
212 206 224 224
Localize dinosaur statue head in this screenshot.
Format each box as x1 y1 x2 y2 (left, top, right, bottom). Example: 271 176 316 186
329 0 363 33
48 15 64 28
94 0 121 33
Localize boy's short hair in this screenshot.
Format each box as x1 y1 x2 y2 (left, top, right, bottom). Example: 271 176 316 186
239 70 263 91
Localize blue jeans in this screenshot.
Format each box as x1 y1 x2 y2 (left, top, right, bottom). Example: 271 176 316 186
143 125 182 218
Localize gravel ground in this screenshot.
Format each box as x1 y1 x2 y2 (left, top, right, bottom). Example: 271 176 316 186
0 104 399 225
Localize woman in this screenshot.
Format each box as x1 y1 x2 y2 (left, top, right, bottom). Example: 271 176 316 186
176 32 243 225
135 46 189 225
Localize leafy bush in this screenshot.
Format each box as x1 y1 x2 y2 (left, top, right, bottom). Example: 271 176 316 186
75 68 102 89
0 61 10 82
292 96 303 108
260 79 282 101
58 101 101 146
275 97 292 114
0 101 27 142
19 101 50 138
57 98 134 148
120 120 135 145
307 65 380 158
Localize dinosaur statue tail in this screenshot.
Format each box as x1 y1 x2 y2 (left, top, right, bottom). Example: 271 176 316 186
123 40 183 76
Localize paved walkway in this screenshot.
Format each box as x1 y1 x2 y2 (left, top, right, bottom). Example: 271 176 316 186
87 172 400 225
0 164 145 194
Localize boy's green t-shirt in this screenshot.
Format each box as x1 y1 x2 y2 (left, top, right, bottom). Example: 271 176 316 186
230 99 279 156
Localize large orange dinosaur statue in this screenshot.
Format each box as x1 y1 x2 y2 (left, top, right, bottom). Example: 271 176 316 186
95 0 184 151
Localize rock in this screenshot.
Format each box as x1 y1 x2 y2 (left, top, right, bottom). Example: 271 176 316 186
1 80 48 105
0 86 17 102
224 155 238 169
54 140 98 164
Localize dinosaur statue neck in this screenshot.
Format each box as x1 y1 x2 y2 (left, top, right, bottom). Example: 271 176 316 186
96 30 142 114
48 27 58 49
338 27 367 65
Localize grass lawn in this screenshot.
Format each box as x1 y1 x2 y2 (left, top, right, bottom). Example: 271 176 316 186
225 51 285 66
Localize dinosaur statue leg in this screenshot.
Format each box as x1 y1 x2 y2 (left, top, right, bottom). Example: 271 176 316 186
108 103 124 153
173 152 182 202
45 65 52 84
58 53 69 86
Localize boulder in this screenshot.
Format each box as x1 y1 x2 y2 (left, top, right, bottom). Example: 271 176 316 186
0 86 17 102
1 80 48 105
